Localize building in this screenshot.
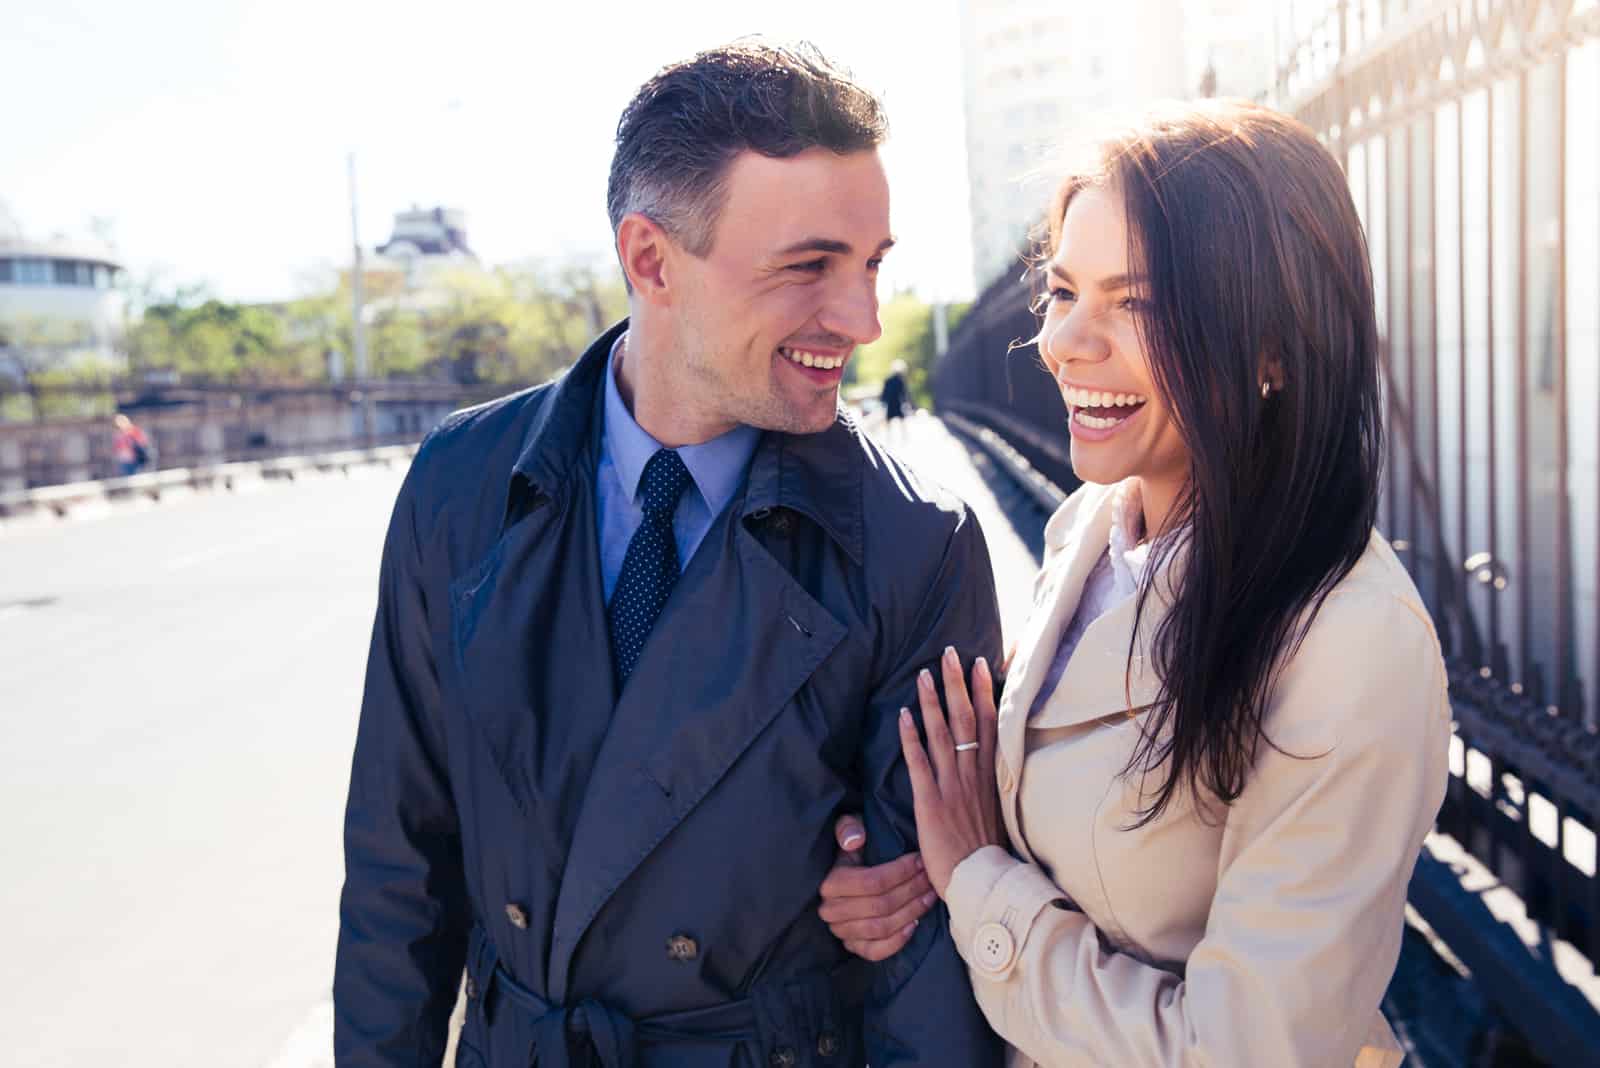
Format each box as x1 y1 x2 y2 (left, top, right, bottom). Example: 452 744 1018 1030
958 0 1189 291
371 205 478 291
0 230 127 376
956 0 1278 292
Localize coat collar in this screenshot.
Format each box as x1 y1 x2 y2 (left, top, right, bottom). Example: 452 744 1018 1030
507 319 865 565
1002 480 1182 740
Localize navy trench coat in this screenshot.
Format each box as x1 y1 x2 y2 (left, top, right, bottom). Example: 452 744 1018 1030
334 322 1006 1067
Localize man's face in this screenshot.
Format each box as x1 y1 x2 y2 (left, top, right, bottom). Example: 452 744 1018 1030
665 147 892 436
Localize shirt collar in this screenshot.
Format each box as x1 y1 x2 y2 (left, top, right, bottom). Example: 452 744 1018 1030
602 332 760 516
1107 479 1155 594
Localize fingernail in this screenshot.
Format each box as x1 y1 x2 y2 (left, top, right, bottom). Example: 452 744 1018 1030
904 920 918 934
976 656 989 675
842 831 864 848
913 854 924 871
918 669 932 687
899 707 911 727
943 645 957 663
921 891 937 907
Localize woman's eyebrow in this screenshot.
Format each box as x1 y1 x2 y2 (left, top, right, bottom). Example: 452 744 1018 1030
1047 263 1145 291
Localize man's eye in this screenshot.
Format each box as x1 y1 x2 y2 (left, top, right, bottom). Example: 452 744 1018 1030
866 257 884 271
789 259 827 274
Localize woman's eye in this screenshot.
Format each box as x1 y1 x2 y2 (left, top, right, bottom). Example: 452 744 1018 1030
1048 286 1076 305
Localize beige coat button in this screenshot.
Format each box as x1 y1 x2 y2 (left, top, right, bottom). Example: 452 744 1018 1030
504 903 529 929
973 921 1016 974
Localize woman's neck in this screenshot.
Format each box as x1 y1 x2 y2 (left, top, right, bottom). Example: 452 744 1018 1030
1135 474 1183 543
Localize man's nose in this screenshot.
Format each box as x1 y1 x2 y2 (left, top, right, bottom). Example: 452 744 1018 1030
820 278 883 347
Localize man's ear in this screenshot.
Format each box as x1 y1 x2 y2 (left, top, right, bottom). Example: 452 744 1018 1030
616 213 673 305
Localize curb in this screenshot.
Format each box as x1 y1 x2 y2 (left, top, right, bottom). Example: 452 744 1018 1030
0 443 420 529
940 411 1068 512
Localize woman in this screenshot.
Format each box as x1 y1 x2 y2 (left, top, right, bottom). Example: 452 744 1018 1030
819 100 1449 1066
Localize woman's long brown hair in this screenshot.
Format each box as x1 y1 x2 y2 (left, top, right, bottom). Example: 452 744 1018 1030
1047 101 1383 825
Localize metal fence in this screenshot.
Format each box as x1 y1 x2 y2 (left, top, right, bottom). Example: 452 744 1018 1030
934 1 1600 1057
1275 3 1600 1046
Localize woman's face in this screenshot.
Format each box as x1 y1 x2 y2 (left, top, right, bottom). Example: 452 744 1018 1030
1039 185 1190 502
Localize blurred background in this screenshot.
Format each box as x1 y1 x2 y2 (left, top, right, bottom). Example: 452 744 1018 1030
3 0 1598 1064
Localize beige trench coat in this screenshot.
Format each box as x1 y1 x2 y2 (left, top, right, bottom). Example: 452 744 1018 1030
945 480 1451 1067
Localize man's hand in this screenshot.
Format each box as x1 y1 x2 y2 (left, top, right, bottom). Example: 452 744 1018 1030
818 815 938 961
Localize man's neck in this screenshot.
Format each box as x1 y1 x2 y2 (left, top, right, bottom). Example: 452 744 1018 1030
613 331 736 448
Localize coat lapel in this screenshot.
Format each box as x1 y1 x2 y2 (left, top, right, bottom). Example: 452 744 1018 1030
996 484 1117 852
547 507 846 999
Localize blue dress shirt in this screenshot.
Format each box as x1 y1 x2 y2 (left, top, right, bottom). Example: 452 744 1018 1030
596 334 761 602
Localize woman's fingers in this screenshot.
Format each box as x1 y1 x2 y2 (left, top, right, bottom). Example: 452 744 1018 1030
916 667 958 790
974 656 1002 838
942 646 981 795
898 707 939 809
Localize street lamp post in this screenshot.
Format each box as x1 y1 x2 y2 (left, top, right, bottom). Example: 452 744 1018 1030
347 152 376 443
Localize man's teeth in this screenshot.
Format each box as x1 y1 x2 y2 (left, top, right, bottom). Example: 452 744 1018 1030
1063 386 1148 409
782 348 845 370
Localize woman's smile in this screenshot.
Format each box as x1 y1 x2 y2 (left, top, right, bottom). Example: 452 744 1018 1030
1061 382 1149 439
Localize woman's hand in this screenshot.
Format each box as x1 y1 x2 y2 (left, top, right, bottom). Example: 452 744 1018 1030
900 647 1002 897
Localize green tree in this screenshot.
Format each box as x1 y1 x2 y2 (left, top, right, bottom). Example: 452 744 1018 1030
848 294 970 408
0 316 116 421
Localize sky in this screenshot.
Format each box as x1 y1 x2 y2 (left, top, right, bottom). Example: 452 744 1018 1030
2 0 977 305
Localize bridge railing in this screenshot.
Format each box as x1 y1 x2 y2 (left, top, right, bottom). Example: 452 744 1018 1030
934 2 1600 1055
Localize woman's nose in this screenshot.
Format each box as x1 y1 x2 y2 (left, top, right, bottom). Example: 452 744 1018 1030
1040 311 1105 374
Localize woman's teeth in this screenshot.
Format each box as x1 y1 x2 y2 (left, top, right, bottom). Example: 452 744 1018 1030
781 348 845 370
1074 410 1125 429
1063 386 1148 409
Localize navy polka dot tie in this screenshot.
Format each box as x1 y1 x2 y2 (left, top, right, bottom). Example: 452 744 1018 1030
608 448 694 686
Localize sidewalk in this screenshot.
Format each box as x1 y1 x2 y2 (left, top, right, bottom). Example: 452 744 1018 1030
868 410 1050 646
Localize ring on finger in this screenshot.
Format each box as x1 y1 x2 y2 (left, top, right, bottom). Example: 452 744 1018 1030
954 741 979 752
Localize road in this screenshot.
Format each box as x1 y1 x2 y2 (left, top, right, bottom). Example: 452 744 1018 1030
1 465 401 1066
0 414 1043 1067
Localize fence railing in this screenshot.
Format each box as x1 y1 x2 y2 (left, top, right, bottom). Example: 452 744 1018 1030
933 4 1600 1055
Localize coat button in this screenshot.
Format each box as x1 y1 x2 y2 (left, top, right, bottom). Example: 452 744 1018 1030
769 1048 797 1068
505 903 529 929
817 1031 839 1058
973 921 1016 974
665 933 699 961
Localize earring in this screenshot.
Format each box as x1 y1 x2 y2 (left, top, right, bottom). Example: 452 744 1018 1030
1260 380 1273 399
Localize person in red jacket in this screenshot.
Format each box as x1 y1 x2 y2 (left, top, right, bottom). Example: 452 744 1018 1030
111 413 152 476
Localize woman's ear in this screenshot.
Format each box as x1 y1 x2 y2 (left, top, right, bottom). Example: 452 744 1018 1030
1258 356 1286 396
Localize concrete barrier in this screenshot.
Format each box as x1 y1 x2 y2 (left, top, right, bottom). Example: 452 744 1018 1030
0 443 421 526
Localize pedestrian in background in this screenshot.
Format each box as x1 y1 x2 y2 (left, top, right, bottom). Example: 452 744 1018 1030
334 41 1005 1068
879 358 910 444
817 99 1450 1067
111 413 151 476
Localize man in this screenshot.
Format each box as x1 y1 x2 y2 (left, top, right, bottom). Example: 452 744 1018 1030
335 41 1004 1067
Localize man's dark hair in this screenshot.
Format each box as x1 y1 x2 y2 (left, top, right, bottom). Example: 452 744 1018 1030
607 40 888 260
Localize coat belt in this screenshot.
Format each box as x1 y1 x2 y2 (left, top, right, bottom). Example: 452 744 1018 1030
468 924 869 1068
487 960 761 1068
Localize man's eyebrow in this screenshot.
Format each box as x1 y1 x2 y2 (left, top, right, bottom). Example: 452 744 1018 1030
776 237 897 257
